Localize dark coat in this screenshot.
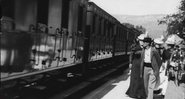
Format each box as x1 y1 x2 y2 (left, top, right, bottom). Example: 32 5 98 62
140 47 162 79
126 45 146 98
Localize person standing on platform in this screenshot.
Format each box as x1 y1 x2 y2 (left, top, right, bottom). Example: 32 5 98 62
153 38 168 96
126 34 147 99
140 37 162 99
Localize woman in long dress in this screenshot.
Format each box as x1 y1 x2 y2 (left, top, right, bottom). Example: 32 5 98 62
126 39 146 99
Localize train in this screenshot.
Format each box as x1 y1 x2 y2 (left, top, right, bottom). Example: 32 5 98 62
0 0 141 89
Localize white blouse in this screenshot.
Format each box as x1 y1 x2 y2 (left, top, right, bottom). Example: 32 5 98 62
144 47 151 63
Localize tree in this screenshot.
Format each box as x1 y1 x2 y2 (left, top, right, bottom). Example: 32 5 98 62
158 0 185 39
122 23 135 28
135 25 146 34
122 23 146 34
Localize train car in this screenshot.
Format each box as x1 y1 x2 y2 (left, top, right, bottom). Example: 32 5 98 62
86 2 118 62
112 23 129 63
114 23 128 56
0 0 141 91
1 0 88 83
85 2 121 70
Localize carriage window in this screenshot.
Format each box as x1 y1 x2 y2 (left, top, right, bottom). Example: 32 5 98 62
120 29 122 40
118 28 121 40
110 25 112 37
103 20 107 36
109 25 111 37
62 0 70 28
101 19 104 35
107 22 110 37
1 0 15 31
0 3 2 32
121 30 123 40
99 18 102 35
110 24 113 37
37 0 49 25
92 15 96 34
1 0 14 18
77 6 83 31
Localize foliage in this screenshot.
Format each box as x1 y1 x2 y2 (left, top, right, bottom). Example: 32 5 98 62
158 0 185 38
122 23 146 34
122 23 135 28
135 25 146 34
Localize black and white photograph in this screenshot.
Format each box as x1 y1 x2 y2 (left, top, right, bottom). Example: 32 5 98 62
1 0 185 99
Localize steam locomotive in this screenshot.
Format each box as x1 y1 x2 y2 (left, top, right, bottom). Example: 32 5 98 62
0 0 141 88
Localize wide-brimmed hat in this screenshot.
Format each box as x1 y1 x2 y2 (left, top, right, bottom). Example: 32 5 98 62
154 38 164 44
165 35 176 45
165 34 183 45
143 37 152 43
137 34 147 40
165 40 175 45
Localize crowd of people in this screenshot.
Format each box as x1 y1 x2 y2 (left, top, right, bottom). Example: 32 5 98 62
126 33 185 99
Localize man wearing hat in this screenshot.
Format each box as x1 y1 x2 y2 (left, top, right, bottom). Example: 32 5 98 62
140 37 162 99
154 38 169 96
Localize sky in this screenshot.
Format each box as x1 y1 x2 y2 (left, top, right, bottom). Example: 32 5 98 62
89 0 181 15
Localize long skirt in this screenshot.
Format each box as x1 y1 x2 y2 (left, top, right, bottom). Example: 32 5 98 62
126 58 146 98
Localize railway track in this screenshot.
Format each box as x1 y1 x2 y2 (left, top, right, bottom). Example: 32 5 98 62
0 62 129 99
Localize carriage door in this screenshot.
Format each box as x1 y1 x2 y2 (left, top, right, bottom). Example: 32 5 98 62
75 4 86 63
47 0 63 67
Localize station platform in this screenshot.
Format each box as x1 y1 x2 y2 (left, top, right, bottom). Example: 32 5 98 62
81 69 185 99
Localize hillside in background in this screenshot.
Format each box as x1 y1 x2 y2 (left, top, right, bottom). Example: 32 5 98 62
113 14 167 38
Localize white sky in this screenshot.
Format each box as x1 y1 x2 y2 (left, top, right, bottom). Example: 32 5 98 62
89 0 181 15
